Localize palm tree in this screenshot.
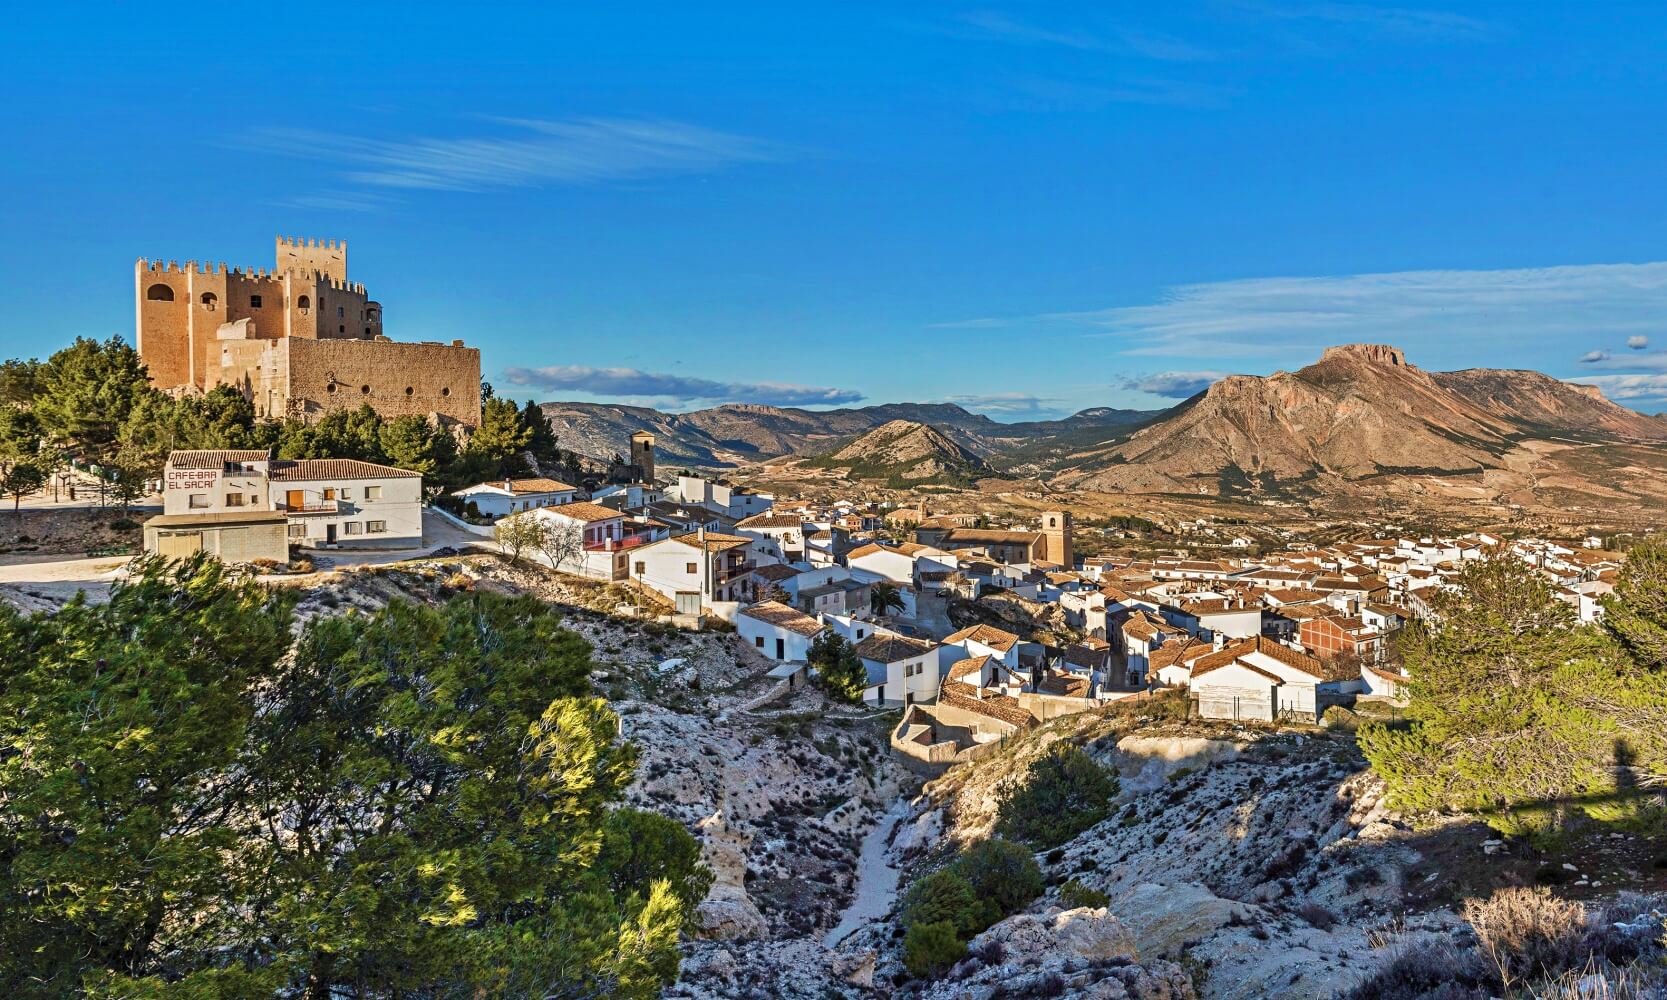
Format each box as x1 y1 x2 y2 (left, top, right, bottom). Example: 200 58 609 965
871 581 905 617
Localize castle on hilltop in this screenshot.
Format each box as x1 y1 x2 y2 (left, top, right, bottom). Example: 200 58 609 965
135 236 481 427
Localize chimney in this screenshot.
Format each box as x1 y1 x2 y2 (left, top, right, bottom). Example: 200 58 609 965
1213 632 1226 652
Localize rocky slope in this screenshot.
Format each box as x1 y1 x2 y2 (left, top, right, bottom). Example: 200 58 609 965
1055 344 1667 495
808 420 993 485
886 697 1667 1000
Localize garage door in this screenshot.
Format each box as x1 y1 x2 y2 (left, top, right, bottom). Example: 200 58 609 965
155 531 203 559
1198 686 1273 722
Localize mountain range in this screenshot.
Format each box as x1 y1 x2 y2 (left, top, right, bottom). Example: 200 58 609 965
540 344 1667 504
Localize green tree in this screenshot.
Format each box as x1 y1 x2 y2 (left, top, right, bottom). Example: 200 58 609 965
249 593 657 997
495 512 547 565
1359 555 1616 837
30 336 154 461
0 358 42 407
464 396 533 479
596 808 715 925
0 561 698 999
379 413 457 482
1 461 45 518
870 581 906 617
519 398 562 471
0 555 298 995
0 404 40 472
807 630 865 703
994 742 1120 848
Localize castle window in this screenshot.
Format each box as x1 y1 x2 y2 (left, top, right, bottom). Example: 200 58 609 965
441 387 451 397
360 384 371 395
337 306 345 318
326 383 337 394
405 386 414 396
339 325 346 334
200 292 217 310
297 295 310 314
146 284 174 301
365 328 373 337
250 294 263 308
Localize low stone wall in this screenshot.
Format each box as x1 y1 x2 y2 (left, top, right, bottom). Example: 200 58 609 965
889 703 1013 769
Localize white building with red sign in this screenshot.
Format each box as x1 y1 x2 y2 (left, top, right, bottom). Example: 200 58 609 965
159 449 423 549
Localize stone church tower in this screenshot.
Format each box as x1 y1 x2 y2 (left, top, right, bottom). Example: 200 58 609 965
1042 510 1074 569
630 431 656 483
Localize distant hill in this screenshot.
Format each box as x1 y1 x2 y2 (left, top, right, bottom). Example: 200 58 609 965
804 419 992 486
1052 344 1667 495
538 399 1157 469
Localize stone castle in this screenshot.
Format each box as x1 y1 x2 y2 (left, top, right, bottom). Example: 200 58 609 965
135 236 481 427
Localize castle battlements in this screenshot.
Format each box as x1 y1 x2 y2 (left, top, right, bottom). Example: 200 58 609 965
277 235 345 251
136 258 366 292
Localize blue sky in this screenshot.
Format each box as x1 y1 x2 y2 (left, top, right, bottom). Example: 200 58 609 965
6 2 1667 417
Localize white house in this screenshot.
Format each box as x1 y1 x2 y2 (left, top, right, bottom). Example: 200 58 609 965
847 541 957 587
1189 636 1360 721
671 475 775 520
941 623 1023 672
629 531 757 614
513 502 661 581
736 601 825 662
451 477 578 519
735 513 807 564
160 449 422 550
854 632 940 707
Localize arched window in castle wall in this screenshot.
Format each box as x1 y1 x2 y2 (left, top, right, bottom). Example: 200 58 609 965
146 284 174 301
297 295 311 314
200 292 217 310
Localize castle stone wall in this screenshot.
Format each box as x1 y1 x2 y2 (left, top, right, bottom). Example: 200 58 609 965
282 339 480 426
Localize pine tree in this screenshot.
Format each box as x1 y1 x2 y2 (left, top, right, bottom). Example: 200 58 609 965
519 398 561 471
465 396 533 479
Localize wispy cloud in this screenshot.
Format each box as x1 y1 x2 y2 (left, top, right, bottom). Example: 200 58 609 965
1006 75 1236 110
502 364 863 407
1629 335 1651 350
240 116 786 192
1051 262 1667 358
1580 350 1612 364
1567 374 1667 403
1232 2 1493 42
949 11 1214 61
1121 371 1229 398
928 317 1011 330
946 392 1065 417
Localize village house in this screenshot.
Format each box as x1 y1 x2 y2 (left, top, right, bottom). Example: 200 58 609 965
148 449 422 560
855 631 941 707
734 512 808 564
450 477 577 519
846 541 956 587
1189 636 1361 722
629 531 757 614
736 600 825 662
670 475 775 520
1300 614 1387 663
513 502 662 581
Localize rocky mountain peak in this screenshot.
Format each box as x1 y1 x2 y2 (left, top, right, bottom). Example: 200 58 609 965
1319 343 1410 367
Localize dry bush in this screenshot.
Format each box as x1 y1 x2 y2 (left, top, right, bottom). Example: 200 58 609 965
1462 886 1587 987
1339 937 1490 1000
442 571 474 592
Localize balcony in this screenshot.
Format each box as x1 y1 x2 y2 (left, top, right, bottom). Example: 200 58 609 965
584 532 654 553
278 500 345 515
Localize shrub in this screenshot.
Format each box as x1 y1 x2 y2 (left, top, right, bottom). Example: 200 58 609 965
1058 879 1109 910
955 838 1043 930
993 743 1119 848
902 869 981 937
1297 901 1337 930
1462 887 1586 984
108 518 139 532
903 920 966 978
1339 938 1491 1000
